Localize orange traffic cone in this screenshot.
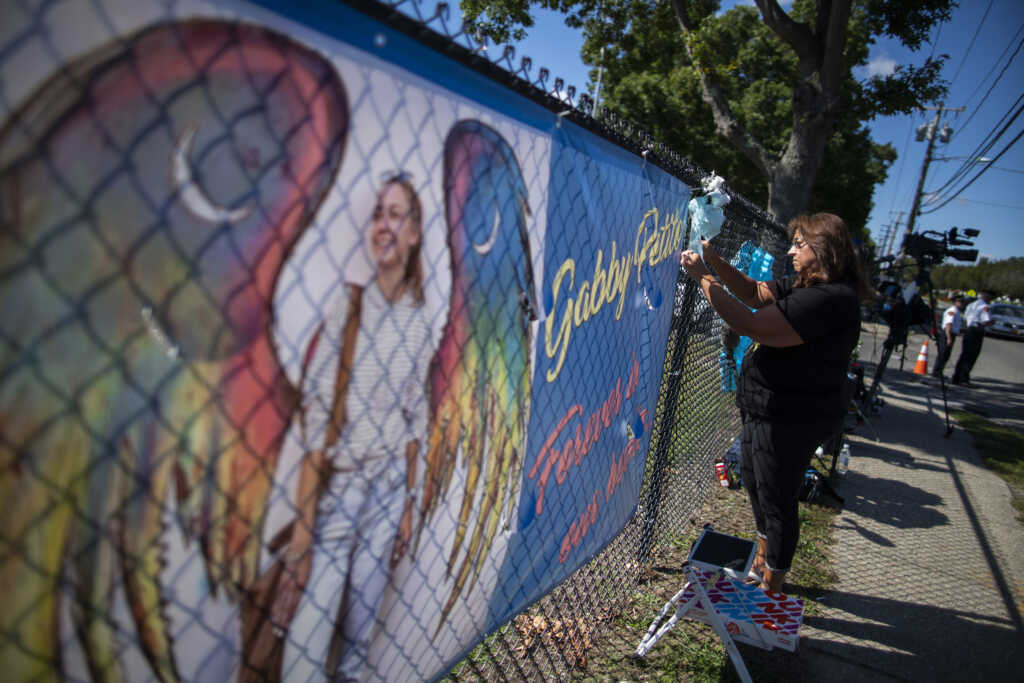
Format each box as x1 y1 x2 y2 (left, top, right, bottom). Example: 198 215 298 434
913 339 929 375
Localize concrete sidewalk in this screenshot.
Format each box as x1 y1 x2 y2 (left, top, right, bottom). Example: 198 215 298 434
797 365 1024 681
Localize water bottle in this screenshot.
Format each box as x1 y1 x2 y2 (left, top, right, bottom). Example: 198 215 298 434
837 444 851 474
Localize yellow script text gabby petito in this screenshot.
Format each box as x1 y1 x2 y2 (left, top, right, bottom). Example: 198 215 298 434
544 207 684 383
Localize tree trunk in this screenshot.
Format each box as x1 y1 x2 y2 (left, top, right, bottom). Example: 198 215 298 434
768 167 817 226
671 0 849 225
770 56 839 222
767 113 832 224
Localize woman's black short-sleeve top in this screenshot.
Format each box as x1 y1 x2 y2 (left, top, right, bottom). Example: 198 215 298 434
737 276 860 422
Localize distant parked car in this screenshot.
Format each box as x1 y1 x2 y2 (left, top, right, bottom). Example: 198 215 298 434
986 303 1024 340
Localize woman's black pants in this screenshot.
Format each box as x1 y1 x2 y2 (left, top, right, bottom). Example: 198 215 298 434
740 414 839 572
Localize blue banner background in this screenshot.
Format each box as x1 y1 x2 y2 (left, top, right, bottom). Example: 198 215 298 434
489 123 689 628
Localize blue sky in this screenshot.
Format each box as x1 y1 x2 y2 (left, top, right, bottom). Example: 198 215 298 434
494 0 1024 260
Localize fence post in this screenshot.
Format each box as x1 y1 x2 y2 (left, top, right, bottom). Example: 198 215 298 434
636 275 700 565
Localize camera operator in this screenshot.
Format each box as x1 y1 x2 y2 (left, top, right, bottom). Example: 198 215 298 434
932 294 965 380
680 213 869 593
952 289 995 386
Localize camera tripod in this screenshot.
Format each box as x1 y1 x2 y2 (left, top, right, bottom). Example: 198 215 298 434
861 268 954 437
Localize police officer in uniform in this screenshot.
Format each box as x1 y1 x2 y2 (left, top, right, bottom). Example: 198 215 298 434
952 289 994 386
932 294 965 380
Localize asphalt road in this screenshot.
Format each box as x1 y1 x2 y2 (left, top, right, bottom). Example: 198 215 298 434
857 322 1024 434
967 332 1024 385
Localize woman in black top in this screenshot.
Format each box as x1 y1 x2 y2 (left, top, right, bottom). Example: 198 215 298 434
681 213 867 592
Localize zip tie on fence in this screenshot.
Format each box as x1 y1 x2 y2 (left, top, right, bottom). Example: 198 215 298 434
555 109 571 128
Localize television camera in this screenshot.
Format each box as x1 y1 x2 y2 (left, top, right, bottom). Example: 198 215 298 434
872 227 980 333
862 227 980 436
902 227 979 266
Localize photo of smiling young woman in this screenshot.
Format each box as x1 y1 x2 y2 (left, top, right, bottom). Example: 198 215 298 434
680 213 869 593
270 173 433 681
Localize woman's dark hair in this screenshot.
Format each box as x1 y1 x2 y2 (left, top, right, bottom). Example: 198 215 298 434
381 174 425 304
788 213 871 299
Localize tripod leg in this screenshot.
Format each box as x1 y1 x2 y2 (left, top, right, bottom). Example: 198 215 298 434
939 373 954 437
862 342 894 413
925 284 955 438
852 400 881 442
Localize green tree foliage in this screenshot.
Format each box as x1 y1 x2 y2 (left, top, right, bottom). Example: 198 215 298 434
932 257 1024 300
461 0 953 232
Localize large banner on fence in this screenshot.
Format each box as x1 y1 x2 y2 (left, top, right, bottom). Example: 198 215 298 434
0 1 688 680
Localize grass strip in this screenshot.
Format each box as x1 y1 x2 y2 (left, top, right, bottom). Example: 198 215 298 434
575 484 839 681
951 410 1024 523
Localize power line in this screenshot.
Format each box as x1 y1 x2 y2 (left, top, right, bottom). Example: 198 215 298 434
904 3 946 205
957 197 1024 210
924 122 1024 211
947 0 993 87
985 165 1024 175
928 19 944 59
961 22 1024 112
878 16 993 247
885 112 918 219
955 25 1024 139
927 95 1024 197
912 21 1024 221
921 125 1024 213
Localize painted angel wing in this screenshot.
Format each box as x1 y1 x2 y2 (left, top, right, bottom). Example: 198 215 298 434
0 20 347 681
419 120 537 631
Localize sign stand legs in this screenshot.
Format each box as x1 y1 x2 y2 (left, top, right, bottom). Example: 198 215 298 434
635 565 754 683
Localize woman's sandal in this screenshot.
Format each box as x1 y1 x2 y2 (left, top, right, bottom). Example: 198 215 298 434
743 564 764 585
744 535 767 585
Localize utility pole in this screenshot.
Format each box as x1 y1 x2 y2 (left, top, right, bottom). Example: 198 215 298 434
886 211 903 256
878 221 893 256
901 104 965 252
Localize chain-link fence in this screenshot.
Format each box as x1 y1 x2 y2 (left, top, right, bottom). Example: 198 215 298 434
442 201 791 681
0 0 789 680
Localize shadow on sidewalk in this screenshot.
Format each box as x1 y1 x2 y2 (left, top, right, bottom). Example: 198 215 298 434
799 589 1019 681
859 357 1024 435
834 469 948 536
809 387 1024 682
840 439 950 474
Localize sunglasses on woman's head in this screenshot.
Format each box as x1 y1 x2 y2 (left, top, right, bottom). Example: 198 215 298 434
380 170 414 184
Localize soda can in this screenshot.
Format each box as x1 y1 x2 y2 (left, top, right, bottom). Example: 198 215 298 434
715 460 730 488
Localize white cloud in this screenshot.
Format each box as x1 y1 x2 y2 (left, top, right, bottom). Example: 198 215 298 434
866 54 898 77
